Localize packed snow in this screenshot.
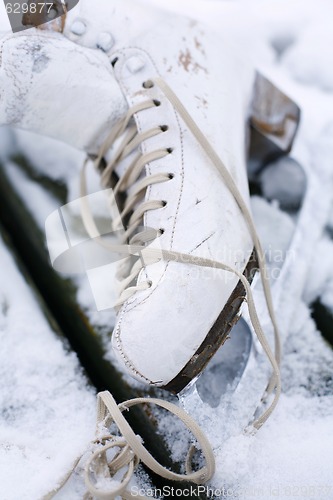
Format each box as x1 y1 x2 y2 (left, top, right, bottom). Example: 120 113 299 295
0 0 333 499
0 236 96 500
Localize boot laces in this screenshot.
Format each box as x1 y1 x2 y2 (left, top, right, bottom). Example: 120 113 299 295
85 97 174 307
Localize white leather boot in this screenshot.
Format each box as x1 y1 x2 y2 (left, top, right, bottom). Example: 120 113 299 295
0 0 297 395
65 0 256 391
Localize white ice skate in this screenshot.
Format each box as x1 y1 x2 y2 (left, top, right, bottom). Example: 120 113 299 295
0 0 301 495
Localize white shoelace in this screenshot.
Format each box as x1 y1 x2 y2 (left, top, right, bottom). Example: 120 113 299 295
44 391 215 500
47 77 281 499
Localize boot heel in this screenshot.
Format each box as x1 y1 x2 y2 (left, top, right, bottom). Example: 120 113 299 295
249 72 301 175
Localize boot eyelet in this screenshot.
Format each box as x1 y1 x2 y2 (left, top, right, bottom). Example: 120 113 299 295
143 80 154 89
159 228 165 235
153 99 161 107
166 148 173 154
161 201 167 207
147 280 153 288
160 125 169 132
168 173 174 180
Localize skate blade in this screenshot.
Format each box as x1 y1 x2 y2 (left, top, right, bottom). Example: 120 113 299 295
177 317 269 447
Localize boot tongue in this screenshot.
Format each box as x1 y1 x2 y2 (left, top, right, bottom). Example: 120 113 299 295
0 31 129 155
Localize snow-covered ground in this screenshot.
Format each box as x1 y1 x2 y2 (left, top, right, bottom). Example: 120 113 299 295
1 0 333 499
0 236 95 500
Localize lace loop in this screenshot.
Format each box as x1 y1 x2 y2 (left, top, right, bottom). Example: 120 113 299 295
85 437 135 499
84 391 216 499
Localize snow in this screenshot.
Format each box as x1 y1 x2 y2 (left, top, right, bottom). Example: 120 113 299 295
303 237 333 305
327 204 333 231
0 235 96 500
14 129 84 184
283 19 333 92
208 300 333 497
0 127 17 161
4 160 61 229
251 196 295 268
259 157 307 211
1 0 333 498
